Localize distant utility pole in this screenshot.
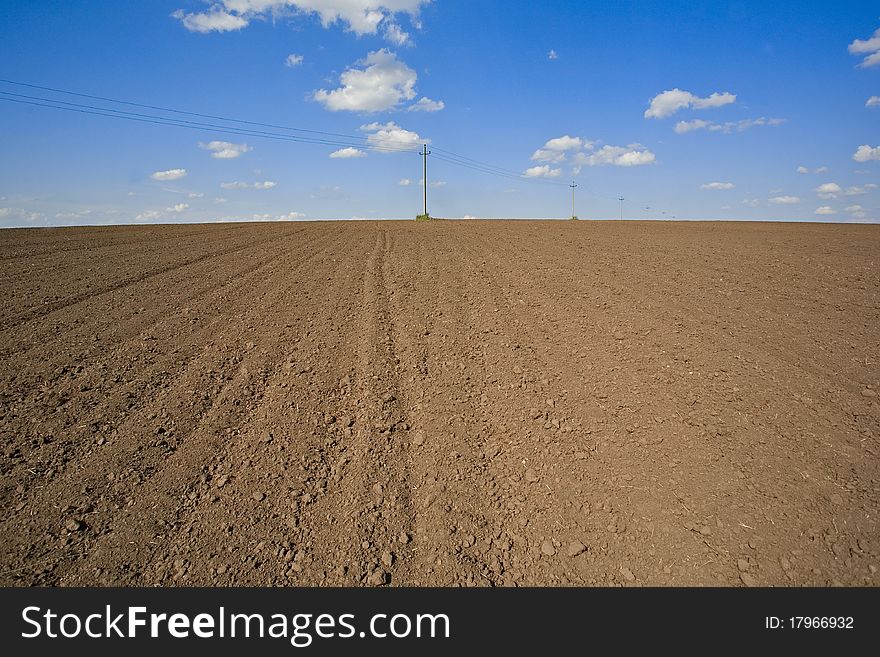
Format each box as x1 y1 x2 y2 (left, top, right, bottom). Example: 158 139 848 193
570 181 578 218
420 144 431 217
618 196 624 221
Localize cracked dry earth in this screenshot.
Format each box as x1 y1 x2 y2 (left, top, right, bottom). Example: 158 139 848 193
1 220 878 587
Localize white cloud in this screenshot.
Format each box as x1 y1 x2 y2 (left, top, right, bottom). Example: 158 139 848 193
330 146 367 158
701 182 735 190
548 49 558 60
531 149 566 163
188 192 205 198
645 88 736 119
843 183 877 196
407 96 445 112
313 49 417 112
674 117 785 134
285 53 304 67
815 182 842 199
849 28 880 68
769 195 800 204
845 204 864 212
430 180 446 188
741 198 760 208
360 121 426 152
55 210 92 219
574 144 656 167
674 119 714 134
220 181 250 189
174 1 429 39
254 180 277 189
383 21 410 46
853 145 880 162
150 168 187 181
523 165 562 178
867 96 880 108
398 178 411 186
810 182 874 199
199 140 252 159
531 135 584 162
136 210 163 221
815 166 829 173
135 203 190 222
214 197 228 203
172 8 248 33
796 166 809 174
544 135 583 151
0 207 44 223
814 206 836 215
245 211 305 222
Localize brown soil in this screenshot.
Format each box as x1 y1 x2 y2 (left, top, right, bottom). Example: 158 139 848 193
1 220 878 587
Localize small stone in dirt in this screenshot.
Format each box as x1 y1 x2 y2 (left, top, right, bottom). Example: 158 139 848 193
413 431 425 446
383 392 396 403
861 388 876 398
261 434 273 443
541 541 556 556
620 566 636 582
381 550 394 568
252 492 266 502
368 569 389 586
65 519 84 532
215 475 229 488
737 558 750 572
513 365 523 375
566 541 586 557
398 532 411 545
829 493 843 504
524 468 540 483
699 525 712 536
740 573 759 587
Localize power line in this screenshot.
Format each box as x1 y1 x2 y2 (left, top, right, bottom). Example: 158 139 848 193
0 79 675 216
0 93 420 154
0 78 421 149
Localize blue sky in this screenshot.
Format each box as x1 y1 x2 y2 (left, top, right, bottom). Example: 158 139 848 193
1 0 879 226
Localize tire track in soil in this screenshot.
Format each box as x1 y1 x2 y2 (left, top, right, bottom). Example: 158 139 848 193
289 225 416 586
384 225 513 586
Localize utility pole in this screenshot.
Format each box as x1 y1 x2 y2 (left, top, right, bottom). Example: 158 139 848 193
618 196 624 221
420 144 431 217
570 181 578 219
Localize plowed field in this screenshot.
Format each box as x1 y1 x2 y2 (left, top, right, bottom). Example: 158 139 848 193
1 220 878 586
